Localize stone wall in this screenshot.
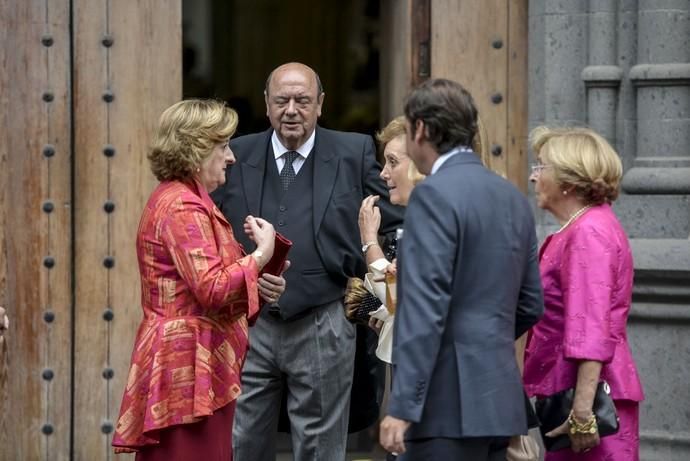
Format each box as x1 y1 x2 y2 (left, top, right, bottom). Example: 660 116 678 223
528 1 690 459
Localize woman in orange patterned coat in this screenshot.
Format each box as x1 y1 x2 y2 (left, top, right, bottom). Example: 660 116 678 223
112 99 283 460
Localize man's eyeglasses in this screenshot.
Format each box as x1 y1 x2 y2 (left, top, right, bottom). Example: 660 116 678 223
530 164 553 174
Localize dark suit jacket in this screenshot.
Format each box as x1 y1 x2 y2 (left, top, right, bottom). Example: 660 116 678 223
388 151 544 439
212 126 404 433
212 126 404 283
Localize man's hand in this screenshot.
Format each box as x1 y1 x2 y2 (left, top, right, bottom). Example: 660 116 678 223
0 306 8 345
379 415 411 455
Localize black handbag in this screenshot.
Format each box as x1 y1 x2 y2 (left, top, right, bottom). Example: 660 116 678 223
535 381 619 451
344 277 383 325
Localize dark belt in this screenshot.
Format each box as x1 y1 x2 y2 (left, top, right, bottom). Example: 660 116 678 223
264 299 338 323
265 304 315 323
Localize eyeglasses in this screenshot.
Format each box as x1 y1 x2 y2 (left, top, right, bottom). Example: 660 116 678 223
530 164 553 174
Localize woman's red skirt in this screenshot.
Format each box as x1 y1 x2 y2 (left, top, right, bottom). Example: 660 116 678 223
135 401 236 461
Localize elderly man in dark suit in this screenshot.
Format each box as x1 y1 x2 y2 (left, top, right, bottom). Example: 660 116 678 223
212 62 403 461
379 79 544 460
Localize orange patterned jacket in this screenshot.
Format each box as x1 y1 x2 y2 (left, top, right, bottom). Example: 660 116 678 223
112 178 259 453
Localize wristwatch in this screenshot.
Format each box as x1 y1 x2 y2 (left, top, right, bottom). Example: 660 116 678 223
361 241 378 254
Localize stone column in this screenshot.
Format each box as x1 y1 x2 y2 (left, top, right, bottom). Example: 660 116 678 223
528 0 589 238
616 1 690 238
581 0 622 144
622 0 690 196
622 2 690 459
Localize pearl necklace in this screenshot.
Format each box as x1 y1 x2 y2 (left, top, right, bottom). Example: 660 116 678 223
557 205 591 233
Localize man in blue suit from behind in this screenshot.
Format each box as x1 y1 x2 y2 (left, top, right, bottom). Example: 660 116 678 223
380 79 544 460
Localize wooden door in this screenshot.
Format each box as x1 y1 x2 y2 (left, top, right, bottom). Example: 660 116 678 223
380 0 529 191
0 1 180 459
72 2 180 459
0 2 73 459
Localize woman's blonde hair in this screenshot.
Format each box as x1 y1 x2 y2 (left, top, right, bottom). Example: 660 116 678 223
473 114 490 167
149 99 238 181
376 116 425 185
529 126 623 204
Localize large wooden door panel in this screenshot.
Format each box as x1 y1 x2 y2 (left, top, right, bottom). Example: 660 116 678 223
381 0 528 190
0 1 73 459
432 0 528 190
0 1 181 459
72 1 180 459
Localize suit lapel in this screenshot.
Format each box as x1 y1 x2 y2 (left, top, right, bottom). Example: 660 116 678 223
312 127 339 235
240 130 271 216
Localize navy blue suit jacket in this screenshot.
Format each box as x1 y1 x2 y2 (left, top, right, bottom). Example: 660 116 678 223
388 151 543 439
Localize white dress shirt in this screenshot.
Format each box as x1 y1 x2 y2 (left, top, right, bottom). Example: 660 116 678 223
271 130 316 174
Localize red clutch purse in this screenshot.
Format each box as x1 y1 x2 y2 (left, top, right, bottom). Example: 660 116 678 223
260 232 292 276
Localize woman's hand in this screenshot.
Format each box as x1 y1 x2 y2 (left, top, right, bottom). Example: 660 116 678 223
385 259 397 276
259 261 290 304
373 260 397 283
368 316 385 335
359 195 381 244
547 360 602 453
545 411 600 453
243 215 275 268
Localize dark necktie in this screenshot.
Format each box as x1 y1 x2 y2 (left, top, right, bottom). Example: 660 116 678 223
280 151 299 191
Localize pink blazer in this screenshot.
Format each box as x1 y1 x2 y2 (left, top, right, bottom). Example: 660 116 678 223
523 204 644 402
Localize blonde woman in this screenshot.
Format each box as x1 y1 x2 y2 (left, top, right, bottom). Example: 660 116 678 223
358 116 423 356
112 99 284 460
358 115 503 356
524 127 644 459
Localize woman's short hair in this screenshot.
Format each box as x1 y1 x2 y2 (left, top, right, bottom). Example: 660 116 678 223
376 116 425 185
149 99 238 181
530 126 623 204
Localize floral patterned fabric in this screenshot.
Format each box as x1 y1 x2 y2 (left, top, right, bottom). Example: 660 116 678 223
523 204 644 459
112 179 259 453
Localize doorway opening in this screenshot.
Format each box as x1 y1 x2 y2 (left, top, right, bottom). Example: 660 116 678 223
182 0 381 139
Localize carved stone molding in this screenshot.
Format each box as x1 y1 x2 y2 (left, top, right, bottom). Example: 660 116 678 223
630 63 690 86
581 65 623 87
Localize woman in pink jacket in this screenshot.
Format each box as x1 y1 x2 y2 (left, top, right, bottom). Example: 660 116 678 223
523 127 644 460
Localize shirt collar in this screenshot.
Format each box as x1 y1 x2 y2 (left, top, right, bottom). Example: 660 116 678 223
430 146 473 175
272 129 316 160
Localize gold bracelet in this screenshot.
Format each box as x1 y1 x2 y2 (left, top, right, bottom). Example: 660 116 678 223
567 410 598 435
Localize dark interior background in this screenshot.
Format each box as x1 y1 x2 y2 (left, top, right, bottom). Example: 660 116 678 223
183 0 381 139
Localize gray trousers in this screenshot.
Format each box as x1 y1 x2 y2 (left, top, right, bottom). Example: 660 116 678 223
232 299 356 461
